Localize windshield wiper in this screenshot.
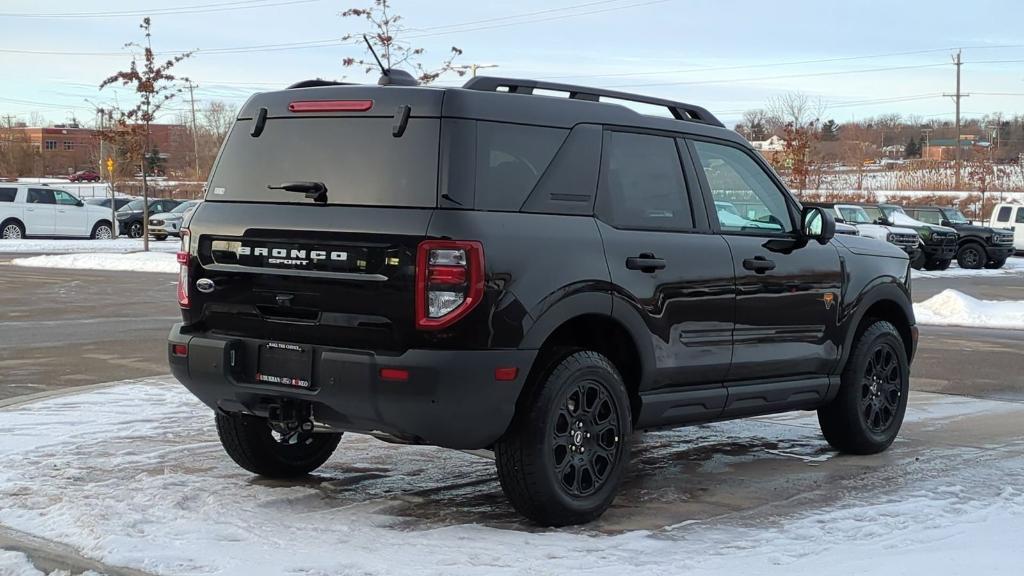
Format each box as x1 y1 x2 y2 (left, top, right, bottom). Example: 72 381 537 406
267 181 328 204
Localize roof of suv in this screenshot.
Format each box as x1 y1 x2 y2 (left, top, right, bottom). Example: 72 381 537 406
239 75 744 144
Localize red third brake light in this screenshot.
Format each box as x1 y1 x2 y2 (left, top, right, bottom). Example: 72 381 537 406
288 100 374 113
415 240 484 331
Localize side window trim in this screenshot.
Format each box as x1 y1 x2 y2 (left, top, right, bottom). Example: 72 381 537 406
595 127 704 234
684 136 800 237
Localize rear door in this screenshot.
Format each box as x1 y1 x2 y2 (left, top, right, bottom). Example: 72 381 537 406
597 130 734 408
185 87 444 355
687 138 842 389
53 189 88 236
24 189 56 235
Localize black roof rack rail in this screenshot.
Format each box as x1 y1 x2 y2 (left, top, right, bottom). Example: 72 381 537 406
462 76 724 128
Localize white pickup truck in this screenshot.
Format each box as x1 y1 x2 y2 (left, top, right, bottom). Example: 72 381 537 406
0 184 115 240
989 203 1024 252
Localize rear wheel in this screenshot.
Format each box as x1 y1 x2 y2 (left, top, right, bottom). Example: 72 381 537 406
956 242 986 270
215 412 342 478
152 234 168 241
1 220 25 239
495 350 631 526
984 257 1008 269
818 320 909 454
923 258 951 271
127 221 143 238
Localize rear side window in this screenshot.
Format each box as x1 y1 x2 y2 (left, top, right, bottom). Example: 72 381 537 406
208 117 440 207
27 189 56 204
996 206 1012 222
474 122 566 211
598 131 692 231
0 188 15 202
910 209 941 225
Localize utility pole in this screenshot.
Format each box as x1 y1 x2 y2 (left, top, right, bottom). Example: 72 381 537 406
188 81 201 192
943 50 969 190
465 63 498 77
921 127 933 158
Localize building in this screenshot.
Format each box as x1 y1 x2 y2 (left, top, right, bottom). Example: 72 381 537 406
0 122 190 177
750 135 787 164
922 137 989 161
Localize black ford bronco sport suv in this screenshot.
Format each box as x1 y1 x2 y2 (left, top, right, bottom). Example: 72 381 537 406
903 205 1015 269
169 74 918 526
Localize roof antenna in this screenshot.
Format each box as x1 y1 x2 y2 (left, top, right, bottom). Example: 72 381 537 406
363 35 388 79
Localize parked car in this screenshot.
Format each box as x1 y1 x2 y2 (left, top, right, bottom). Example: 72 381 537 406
859 204 959 270
0 184 114 239
68 170 102 183
988 203 1024 253
904 206 1015 269
116 198 182 238
150 200 201 241
85 197 134 211
169 73 916 526
834 221 860 236
805 202 921 261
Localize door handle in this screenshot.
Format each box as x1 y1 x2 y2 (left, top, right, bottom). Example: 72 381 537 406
625 253 666 273
743 256 776 274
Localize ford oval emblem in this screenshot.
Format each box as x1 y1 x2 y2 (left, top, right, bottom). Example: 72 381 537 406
195 278 216 294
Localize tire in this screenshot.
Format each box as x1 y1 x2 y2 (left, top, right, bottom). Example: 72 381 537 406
818 320 909 455
494 350 632 526
910 251 926 270
956 242 986 270
1 219 25 240
215 412 342 478
152 234 168 241
91 221 113 240
984 257 1008 269
923 258 951 271
127 221 143 238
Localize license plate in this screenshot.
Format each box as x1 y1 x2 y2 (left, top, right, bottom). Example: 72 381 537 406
256 342 313 389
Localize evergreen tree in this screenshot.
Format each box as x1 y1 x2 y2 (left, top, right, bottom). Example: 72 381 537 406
905 137 920 158
820 119 839 141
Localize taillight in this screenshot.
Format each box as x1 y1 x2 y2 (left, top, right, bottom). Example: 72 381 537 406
177 229 191 309
415 240 484 330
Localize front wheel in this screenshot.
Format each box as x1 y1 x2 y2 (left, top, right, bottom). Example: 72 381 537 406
494 350 632 526
127 221 143 238
215 412 342 478
910 251 926 270
923 258 951 271
956 243 986 270
818 320 909 454
91 221 113 240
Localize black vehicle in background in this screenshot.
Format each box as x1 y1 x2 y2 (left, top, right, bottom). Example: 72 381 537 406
903 206 1015 269
169 74 916 526
859 203 959 271
85 197 133 211
116 198 181 238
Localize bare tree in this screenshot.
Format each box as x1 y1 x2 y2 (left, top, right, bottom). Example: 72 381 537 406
340 0 467 84
767 92 826 129
99 17 193 251
0 116 39 178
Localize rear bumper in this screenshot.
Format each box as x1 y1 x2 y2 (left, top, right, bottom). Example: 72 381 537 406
921 243 957 260
168 323 535 449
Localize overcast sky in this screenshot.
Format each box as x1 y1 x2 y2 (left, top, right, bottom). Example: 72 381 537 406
2 0 1024 128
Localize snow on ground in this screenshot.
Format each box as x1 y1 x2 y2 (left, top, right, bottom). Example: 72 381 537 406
10 252 178 274
0 550 46 576
0 379 1022 576
0 238 178 254
914 289 1024 330
912 255 1024 279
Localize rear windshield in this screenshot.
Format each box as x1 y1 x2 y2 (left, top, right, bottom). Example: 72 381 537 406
207 117 439 207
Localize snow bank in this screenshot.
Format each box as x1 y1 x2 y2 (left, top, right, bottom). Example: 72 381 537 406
915 289 1024 329
0 238 178 254
10 252 178 274
0 380 1022 576
0 550 46 576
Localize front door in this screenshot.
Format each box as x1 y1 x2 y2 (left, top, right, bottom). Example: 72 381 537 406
688 139 842 384
24 188 56 235
597 130 735 398
54 190 88 236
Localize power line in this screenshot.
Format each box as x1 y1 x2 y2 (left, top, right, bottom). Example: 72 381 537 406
606 62 949 89
0 0 324 18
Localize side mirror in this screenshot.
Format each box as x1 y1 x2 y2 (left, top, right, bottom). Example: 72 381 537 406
802 206 835 245
941 219 953 227
76 200 84 207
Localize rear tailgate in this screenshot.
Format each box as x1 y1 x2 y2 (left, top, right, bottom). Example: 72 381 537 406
182 84 445 353
186 202 430 352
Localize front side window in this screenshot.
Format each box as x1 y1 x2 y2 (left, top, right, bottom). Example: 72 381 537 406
944 209 970 224
27 189 56 204
910 209 941 225
837 206 873 224
693 140 792 234
54 190 80 206
1016 208 1024 224
599 131 692 231
996 206 1012 222
862 206 885 222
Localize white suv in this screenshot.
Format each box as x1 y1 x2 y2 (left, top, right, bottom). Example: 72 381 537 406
0 184 115 240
